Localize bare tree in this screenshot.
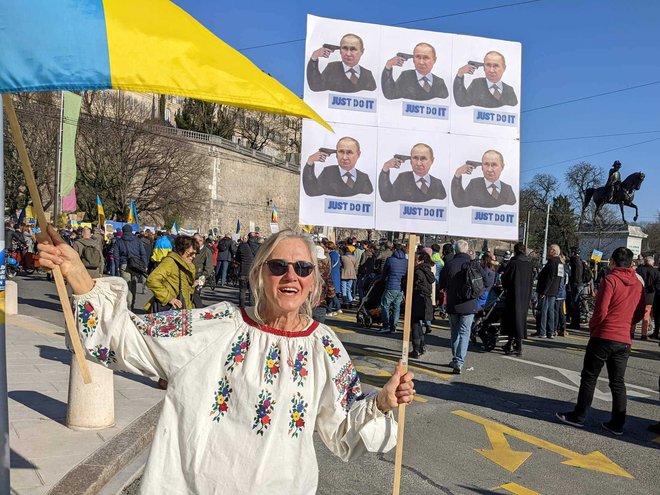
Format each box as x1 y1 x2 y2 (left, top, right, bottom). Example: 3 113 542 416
519 174 559 250
565 161 604 229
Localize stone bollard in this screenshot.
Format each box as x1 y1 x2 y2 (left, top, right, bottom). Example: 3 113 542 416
66 357 115 430
5 280 18 315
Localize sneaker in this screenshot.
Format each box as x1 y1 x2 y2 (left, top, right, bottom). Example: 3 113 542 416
409 349 421 359
602 422 623 436
328 312 337 316
556 412 584 428
337 309 343 314
547 335 554 339
452 367 462 375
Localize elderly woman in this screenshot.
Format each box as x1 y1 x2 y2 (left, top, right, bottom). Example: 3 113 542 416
38 228 414 494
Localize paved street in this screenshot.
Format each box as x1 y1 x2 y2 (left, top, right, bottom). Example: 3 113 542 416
9 272 660 495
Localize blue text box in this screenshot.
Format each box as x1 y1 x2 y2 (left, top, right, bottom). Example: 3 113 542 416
328 94 377 113
472 210 517 225
324 198 373 216
402 101 448 120
473 109 518 127
399 204 447 221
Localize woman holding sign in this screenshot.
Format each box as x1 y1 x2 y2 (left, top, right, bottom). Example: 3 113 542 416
37 227 414 494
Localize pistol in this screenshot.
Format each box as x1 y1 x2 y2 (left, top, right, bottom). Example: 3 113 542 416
396 52 414 61
319 147 336 155
323 43 341 52
394 154 411 162
468 60 484 68
466 160 482 168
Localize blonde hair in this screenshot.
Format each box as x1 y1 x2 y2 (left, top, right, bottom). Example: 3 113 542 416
249 230 323 323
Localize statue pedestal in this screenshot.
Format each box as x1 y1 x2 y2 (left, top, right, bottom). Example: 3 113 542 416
577 224 647 260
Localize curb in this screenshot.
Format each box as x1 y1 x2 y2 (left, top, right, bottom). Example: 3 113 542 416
48 401 163 495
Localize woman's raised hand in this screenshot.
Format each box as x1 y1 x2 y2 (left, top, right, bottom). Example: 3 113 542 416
37 225 94 294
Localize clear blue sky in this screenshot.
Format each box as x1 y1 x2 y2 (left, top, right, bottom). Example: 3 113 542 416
176 0 660 222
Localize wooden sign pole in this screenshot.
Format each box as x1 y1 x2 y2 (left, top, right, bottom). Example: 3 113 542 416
2 95 91 384
392 233 417 495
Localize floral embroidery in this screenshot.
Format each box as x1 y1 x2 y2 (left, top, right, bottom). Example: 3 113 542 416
210 378 233 422
200 308 233 320
225 332 251 373
288 392 308 437
89 345 116 367
263 344 280 384
321 335 341 362
252 390 276 435
78 301 98 336
290 347 309 386
142 310 192 338
334 362 362 412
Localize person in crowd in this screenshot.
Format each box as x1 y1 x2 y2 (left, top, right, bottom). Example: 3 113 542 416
498 250 512 276
430 243 444 286
634 255 660 340
235 234 254 308
141 229 155 270
340 246 357 309
215 233 235 287
555 253 569 337
501 242 534 355
151 231 173 268
37 227 414 494
73 227 104 279
381 42 448 101
535 244 562 338
357 243 377 302
374 240 394 274
410 251 435 358
453 50 518 108
557 247 645 436
145 235 197 312
476 253 497 311
327 242 342 315
192 233 214 308
652 260 660 340
438 240 484 374
307 33 377 93
248 231 261 256
567 247 584 330
113 224 148 311
378 243 408 334
313 245 331 324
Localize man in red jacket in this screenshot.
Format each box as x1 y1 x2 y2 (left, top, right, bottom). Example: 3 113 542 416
556 247 645 435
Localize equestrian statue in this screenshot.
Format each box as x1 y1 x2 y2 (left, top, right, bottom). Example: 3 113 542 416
583 160 645 224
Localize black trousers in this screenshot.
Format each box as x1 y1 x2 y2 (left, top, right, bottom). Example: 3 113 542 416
573 337 630 428
238 276 251 308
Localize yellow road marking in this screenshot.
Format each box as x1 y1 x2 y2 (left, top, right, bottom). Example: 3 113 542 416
356 365 427 403
452 409 634 478
499 482 542 495
478 427 532 472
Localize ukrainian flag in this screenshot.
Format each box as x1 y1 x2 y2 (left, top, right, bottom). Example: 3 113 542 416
127 199 138 225
96 195 105 228
0 0 330 130
151 234 173 263
271 206 278 224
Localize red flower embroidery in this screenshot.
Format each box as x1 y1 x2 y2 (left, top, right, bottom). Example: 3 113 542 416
296 419 305 427
262 415 270 425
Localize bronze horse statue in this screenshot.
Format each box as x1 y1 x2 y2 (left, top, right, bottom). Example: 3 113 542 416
584 172 645 224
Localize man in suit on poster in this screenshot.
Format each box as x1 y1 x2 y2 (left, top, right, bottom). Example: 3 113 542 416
381 42 449 101
453 51 518 108
378 143 447 203
307 33 377 93
302 137 374 197
451 149 517 208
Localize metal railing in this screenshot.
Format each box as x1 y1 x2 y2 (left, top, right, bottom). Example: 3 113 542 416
147 125 301 171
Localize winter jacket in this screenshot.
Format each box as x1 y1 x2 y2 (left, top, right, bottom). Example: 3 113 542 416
145 251 196 310
477 266 496 309
382 250 408 291
438 252 482 315
235 242 254 277
589 267 645 345
141 236 154 263
248 237 260 256
636 265 660 305
411 262 435 322
217 237 235 262
329 250 341 292
431 252 444 284
194 245 215 280
340 253 357 280
113 231 148 268
536 256 561 297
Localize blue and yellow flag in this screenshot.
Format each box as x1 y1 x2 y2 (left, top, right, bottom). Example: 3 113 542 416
271 206 278 224
127 199 138 225
96 195 105 228
0 0 330 130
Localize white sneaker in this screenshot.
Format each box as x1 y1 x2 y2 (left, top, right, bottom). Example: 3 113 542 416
337 309 343 314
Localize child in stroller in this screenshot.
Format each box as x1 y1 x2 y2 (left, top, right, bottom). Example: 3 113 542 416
470 285 507 351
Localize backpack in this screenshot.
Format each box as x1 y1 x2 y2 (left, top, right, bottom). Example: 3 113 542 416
581 261 593 284
458 261 485 301
81 244 102 269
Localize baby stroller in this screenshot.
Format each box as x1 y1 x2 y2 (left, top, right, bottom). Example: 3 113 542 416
356 276 385 328
471 286 507 351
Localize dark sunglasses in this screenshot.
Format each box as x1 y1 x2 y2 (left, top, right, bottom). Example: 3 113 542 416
264 259 315 277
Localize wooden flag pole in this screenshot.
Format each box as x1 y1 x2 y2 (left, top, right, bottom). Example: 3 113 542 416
392 233 418 495
2 95 92 384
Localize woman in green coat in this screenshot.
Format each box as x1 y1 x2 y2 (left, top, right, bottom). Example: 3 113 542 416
146 235 198 311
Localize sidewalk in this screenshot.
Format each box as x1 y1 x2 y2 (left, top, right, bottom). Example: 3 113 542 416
7 313 165 495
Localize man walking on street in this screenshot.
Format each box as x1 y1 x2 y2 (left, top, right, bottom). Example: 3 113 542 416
113 224 148 311
635 255 660 340
557 247 645 435
536 244 562 338
378 243 408 334
501 242 534 355
193 233 214 308
438 239 484 374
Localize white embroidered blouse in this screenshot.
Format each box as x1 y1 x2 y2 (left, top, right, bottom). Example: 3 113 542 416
74 278 397 494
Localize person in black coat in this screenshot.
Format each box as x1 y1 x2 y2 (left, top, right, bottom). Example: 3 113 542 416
409 252 435 358
451 150 516 208
303 137 373 197
235 235 254 308
453 51 518 108
501 242 534 354
379 143 446 203
306 34 377 93
536 244 562 338
635 256 660 339
381 43 448 101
